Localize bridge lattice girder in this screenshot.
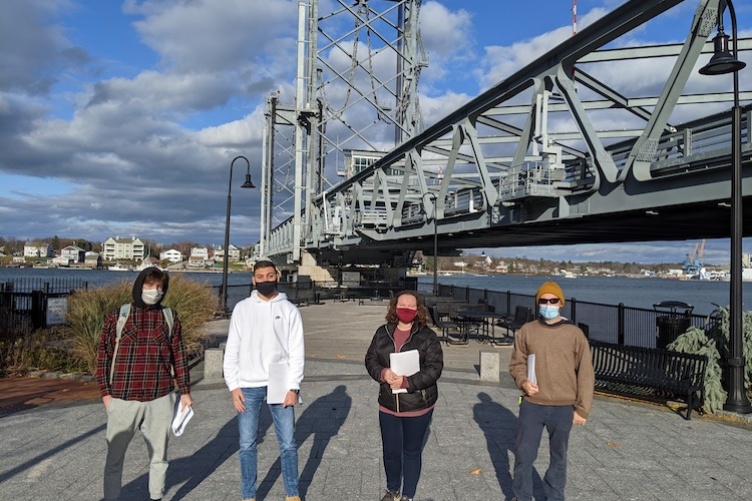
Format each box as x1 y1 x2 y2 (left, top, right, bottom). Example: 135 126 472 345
263 0 752 265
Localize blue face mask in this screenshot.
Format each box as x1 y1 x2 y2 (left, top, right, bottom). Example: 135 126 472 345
539 304 560 320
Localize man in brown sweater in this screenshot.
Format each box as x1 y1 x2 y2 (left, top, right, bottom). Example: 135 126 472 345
508 281 594 501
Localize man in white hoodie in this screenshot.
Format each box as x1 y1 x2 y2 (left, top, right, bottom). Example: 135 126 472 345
223 260 305 501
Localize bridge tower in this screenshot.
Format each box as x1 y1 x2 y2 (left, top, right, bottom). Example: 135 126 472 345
259 0 427 269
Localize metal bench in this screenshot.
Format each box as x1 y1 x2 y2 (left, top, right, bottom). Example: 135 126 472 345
589 340 708 420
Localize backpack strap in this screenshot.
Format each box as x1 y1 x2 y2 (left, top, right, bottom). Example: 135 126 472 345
110 303 131 385
162 307 175 379
162 307 174 338
109 304 175 385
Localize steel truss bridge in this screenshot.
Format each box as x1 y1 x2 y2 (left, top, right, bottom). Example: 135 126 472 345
259 0 752 269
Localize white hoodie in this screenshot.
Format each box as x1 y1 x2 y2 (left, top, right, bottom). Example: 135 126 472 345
223 290 305 392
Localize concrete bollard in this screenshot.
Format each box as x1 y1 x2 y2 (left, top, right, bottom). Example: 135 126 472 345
204 348 224 380
479 350 500 382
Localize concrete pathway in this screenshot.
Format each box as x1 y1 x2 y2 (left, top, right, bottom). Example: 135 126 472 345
1 301 751 501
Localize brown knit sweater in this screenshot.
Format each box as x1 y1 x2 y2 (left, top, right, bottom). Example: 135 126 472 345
509 318 594 419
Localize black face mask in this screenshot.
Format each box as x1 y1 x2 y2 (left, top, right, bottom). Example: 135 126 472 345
255 281 277 296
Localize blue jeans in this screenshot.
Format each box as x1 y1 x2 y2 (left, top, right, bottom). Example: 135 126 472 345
237 387 299 499
379 410 433 498
513 400 573 501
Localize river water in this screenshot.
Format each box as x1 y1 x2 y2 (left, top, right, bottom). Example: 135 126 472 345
0 267 742 316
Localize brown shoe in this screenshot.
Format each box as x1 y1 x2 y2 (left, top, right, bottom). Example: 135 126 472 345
380 490 400 501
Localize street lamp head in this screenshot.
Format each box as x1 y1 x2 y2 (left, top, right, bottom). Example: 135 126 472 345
699 30 746 75
242 173 255 189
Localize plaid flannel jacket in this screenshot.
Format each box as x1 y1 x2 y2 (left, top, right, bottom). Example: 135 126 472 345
96 305 190 401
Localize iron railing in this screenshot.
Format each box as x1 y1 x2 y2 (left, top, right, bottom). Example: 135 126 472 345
435 283 708 348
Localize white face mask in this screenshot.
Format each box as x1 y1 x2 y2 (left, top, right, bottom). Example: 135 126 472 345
142 289 164 305
539 304 560 320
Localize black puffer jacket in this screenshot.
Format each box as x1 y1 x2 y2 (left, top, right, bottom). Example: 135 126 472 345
364 322 443 413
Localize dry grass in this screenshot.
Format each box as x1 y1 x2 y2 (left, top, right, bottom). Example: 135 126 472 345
66 275 217 374
0 326 84 376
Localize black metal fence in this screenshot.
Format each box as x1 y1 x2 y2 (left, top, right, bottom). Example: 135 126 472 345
3 275 709 349
0 278 89 334
434 283 708 348
216 278 415 311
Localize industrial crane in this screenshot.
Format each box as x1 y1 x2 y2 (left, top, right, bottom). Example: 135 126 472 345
683 239 705 276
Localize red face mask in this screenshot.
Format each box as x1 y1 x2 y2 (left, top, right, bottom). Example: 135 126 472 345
396 307 417 323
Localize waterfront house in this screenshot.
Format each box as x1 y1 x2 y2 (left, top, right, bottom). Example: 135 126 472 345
84 251 102 268
24 242 54 258
189 247 210 267
160 249 184 263
214 244 241 263
102 236 145 262
60 245 86 263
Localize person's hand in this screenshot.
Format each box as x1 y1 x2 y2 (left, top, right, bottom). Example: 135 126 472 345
389 377 406 390
383 368 402 385
102 395 112 410
573 411 587 426
283 390 299 408
521 381 539 396
231 388 246 413
180 393 193 411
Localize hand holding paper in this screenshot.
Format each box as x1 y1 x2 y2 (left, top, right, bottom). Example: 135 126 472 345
172 396 194 437
389 350 420 394
527 353 537 385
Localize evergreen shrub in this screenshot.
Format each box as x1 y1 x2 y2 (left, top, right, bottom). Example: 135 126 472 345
668 307 752 413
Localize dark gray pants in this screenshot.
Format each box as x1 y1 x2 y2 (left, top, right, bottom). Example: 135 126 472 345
512 400 573 501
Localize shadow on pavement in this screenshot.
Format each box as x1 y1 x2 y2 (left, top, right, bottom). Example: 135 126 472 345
473 392 518 499
120 406 274 500
257 385 352 500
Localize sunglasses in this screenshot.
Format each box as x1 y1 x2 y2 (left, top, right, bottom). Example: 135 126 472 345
538 297 561 305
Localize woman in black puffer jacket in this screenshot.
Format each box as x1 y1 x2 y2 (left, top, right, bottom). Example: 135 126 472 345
365 290 443 501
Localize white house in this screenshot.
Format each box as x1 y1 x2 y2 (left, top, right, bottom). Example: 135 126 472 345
60 245 86 263
84 251 102 268
102 236 145 261
160 249 184 263
189 247 210 267
214 244 241 263
24 242 54 258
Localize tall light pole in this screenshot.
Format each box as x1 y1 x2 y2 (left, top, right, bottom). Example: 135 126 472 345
221 155 255 317
699 0 751 413
422 192 439 295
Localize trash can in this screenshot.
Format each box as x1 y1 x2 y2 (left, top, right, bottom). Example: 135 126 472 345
654 300 694 349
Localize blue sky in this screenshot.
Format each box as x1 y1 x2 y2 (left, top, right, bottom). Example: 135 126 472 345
1 0 751 265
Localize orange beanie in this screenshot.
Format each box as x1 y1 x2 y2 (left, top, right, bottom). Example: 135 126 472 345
536 281 565 306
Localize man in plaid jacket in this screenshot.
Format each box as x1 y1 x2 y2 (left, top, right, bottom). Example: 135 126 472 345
96 267 192 501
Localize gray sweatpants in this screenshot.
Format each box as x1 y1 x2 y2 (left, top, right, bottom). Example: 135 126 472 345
104 393 175 500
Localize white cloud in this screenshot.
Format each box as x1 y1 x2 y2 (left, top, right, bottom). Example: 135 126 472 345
0 0 749 260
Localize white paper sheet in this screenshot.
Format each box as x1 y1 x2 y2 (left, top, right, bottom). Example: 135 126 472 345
267 362 290 404
527 353 537 385
172 396 194 437
389 350 420 394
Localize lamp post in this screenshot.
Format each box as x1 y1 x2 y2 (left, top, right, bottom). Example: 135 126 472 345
699 0 751 413
220 155 255 317
422 192 439 295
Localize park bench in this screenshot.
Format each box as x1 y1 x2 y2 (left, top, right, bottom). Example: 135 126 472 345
589 340 708 420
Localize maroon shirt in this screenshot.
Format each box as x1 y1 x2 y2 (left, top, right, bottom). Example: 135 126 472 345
96 305 190 401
